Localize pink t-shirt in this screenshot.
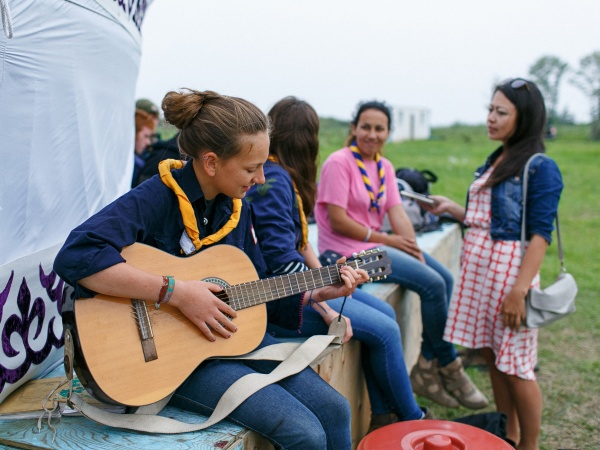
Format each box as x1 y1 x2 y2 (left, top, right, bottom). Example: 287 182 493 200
315 147 402 256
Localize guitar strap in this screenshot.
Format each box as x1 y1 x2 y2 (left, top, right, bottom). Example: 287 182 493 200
48 318 346 437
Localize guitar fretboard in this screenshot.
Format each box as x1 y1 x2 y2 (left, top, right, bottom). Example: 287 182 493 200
219 263 356 310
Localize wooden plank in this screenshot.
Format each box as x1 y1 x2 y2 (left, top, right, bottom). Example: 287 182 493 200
0 407 248 450
311 338 369 449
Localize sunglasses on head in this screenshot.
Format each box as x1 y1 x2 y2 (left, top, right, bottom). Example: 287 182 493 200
502 78 529 90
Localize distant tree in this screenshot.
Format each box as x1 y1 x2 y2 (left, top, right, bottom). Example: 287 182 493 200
528 56 569 122
570 51 600 139
555 107 576 125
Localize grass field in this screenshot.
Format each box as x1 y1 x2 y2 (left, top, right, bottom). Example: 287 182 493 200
318 121 600 449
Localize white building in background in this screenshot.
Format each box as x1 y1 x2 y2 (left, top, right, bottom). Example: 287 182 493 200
390 106 431 142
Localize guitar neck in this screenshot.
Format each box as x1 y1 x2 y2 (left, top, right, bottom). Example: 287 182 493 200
223 262 353 310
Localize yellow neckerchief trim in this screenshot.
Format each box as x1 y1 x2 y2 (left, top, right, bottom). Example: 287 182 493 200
158 159 242 252
349 143 385 213
268 156 308 251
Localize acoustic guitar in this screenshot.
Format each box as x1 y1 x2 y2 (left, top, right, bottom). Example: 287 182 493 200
62 243 391 407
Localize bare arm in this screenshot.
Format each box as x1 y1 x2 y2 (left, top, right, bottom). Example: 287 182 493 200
424 195 466 223
298 242 354 343
500 234 549 331
385 204 424 262
326 203 374 243
79 263 238 342
326 203 424 262
299 243 321 270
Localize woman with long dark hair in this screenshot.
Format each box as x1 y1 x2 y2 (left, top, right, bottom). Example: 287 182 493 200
249 96 434 433
426 78 563 449
54 89 367 450
315 100 488 411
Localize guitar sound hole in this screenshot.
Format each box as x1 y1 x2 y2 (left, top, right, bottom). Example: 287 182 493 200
203 277 232 308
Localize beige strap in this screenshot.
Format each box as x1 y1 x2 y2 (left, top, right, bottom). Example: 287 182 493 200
64 318 346 434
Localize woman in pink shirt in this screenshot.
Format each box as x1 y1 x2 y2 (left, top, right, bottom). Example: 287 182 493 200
315 100 487 410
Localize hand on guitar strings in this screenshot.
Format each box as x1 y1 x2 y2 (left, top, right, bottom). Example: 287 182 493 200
309 255 369 305
169 279 238 342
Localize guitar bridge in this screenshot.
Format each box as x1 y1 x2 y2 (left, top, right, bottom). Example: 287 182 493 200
131 299 158 362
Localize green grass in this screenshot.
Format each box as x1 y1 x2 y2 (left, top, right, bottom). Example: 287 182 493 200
318 121 600 449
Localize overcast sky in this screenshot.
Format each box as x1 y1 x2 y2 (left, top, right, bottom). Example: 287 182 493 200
135 0 600 126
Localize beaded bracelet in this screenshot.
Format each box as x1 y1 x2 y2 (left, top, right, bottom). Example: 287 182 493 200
155 275 175 309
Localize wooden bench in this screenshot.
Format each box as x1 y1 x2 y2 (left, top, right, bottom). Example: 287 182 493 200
0 223 461 449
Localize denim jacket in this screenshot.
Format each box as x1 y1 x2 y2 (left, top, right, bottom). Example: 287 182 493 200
471 148 563 243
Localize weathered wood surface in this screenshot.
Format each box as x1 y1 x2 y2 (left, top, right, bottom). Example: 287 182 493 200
312 338 369 449
0 406 249 449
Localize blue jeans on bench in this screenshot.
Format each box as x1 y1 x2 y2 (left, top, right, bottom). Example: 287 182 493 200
169 333 351 450
267 289 424 421
380 246 458 367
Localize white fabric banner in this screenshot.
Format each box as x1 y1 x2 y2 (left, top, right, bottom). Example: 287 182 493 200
0 0 152 404
0 0 147 266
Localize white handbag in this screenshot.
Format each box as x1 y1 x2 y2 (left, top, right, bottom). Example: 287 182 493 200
521 154 577 328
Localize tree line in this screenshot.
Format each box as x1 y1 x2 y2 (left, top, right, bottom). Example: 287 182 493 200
528 51 600 139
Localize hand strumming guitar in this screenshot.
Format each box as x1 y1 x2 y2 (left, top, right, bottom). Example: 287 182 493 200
169 279 238 342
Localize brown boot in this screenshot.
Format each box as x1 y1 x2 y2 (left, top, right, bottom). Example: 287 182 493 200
367 412 399 433
410 355 459 408
439 357 489 409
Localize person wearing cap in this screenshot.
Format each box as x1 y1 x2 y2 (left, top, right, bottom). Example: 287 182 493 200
136 98 160 129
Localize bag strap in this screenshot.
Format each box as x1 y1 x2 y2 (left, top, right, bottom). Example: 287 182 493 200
57 319 346 435
520 154 566 271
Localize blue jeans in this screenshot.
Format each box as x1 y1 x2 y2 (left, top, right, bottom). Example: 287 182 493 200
268 289 423 421
169 333 351 450
379 246 457 366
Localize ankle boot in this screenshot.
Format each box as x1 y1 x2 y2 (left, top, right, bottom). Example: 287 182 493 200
439 357 489 409
367 412 399 433
410 355 459 408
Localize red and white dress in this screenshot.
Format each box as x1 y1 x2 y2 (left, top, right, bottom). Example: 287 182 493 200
444 168 539 380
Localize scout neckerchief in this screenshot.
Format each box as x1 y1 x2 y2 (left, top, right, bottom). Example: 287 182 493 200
267 156 308 250
349 142 385 213
158 159 242 254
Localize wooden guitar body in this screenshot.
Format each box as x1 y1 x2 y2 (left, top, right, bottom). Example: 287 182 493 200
66 244 265 407
62 243 390 407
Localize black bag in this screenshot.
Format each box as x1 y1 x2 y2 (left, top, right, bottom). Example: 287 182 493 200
318 249 345 267
395 168 440 232
395 168 437 196
454 412 508 441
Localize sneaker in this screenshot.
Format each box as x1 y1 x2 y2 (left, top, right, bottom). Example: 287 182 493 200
421 407 435 420
410 355 459 408
439 357 489 409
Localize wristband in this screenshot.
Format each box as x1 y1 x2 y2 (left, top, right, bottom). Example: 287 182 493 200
364 228 372 242
155 275 175 309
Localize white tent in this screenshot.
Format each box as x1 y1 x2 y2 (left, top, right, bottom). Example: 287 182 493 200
0 0 149 402
0 0 146 266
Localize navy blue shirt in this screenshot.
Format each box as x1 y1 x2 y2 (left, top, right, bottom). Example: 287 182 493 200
247 161 307 275
54 161 302 329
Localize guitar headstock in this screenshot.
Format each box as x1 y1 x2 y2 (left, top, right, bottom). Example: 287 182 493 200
349 249 392 282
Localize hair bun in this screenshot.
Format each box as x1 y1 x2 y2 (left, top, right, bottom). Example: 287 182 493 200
162 89 221 129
